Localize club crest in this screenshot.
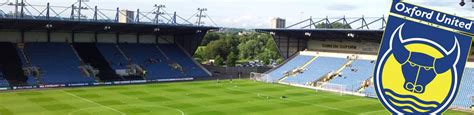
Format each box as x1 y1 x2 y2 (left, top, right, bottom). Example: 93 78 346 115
374 1 474 114
375 23 461 114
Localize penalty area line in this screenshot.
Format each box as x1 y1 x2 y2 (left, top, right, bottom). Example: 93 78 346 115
61 90 126 115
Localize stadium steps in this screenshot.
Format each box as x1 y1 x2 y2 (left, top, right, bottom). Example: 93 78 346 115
282 56 347 85
356 76 374 93
17 44 42 85
335 60 354 74
158 44 209 78
114 44 144 80
0 42 28 86
70 44 101 82
311 59 353 87
265 53 315 82
120 44 189 80
278 56 318 83
73 43 122 82
175 44 212 77
96 44 141 80
115 45 131 61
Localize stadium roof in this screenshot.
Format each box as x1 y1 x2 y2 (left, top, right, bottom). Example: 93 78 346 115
0 18 218 35
256 28 384 42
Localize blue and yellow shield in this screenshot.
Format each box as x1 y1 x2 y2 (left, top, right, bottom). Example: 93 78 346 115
374 9 472 114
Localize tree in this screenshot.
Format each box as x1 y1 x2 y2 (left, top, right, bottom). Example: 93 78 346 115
226 52 238 67
194 31 283 67
201 32 220 46
315 22 351 29
214 55 224 66
237 39 259 59
276 58 284 64
194 46 206 60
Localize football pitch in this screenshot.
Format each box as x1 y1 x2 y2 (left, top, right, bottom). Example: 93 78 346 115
0 79 470 115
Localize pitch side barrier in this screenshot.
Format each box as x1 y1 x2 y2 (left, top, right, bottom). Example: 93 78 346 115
0 77 194 90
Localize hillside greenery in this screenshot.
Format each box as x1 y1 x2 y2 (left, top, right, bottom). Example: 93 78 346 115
194 31 282 67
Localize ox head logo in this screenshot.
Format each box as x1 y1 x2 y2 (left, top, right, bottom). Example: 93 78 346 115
390 24 460 94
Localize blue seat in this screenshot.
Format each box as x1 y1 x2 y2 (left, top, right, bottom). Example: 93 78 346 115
284 57 347 85
329 59 374 91
25 43 96 84
266 55 315 82
96 44 129 70
158 44 210 78
119 44 184 79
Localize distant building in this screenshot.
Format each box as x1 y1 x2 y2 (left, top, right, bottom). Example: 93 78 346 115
271 17 286 28
119 10 134 23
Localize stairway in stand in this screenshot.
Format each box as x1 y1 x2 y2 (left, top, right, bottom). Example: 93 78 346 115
73 43 123 82
278 56 318 83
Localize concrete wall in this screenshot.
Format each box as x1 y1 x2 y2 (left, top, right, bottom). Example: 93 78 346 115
0 31 179 44
307 39 379 54
118 34 137 43
0 31 21 42
158 35 174 44
50 32 70 43
140 35 155 44
75 33 95 43
97 33 116 43
24 32 47 42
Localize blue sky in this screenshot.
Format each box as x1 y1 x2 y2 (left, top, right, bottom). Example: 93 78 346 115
2 0 473 28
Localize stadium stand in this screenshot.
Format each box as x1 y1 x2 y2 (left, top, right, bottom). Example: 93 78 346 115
158 44 211 78
0 2 216 88
0 42 28 86
265 54 315 82
262 51 474 111
119 43 184 79
452 68 474 109
283 56 347 85
25 43 96 84
73 43 122 82
329 59 374 91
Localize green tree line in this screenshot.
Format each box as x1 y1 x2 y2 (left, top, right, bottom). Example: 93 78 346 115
194 31 283 67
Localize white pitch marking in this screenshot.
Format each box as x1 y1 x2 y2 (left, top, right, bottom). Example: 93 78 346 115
62 90 126 115
220 83 358 114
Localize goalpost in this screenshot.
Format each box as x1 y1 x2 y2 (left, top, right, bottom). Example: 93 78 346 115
315 82 347 96
250 72 272 83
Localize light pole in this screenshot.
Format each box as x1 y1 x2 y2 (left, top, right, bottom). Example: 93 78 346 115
196 8 207 26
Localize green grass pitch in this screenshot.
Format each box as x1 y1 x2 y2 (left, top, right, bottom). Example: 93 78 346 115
0 79 471 115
